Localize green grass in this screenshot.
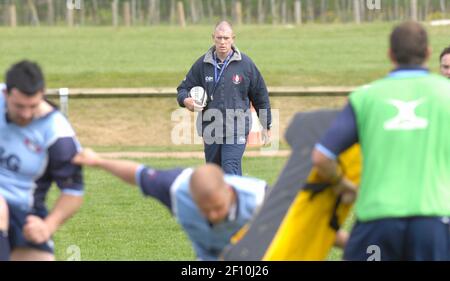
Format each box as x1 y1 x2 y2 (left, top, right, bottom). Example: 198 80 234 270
1 23 449 88
47 156 289 261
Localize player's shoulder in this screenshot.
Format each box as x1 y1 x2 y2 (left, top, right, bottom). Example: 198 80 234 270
225 175 267 194
171 168 195 193
349 78 387 101
238 52 255 65
41 108 76 142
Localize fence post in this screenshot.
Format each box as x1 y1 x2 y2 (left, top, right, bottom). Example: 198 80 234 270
9 4 17 27
59 88 69 117
177 1 186 28
112 0 119 27
124 1 131 26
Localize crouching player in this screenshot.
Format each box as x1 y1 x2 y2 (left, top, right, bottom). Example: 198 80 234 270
0 61 84 261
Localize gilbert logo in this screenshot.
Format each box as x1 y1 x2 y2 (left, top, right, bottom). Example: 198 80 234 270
232 74 242 85
384 99 428 131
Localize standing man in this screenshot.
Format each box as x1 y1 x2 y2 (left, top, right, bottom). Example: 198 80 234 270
440 46 450 78
0 61 84 261
72 148 266 261
177 21 272 176
312 21 450 261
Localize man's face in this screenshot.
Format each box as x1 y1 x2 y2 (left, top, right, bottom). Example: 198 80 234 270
440 54 450 79
196 188 231 225
213 28 234 58
4 88 43 126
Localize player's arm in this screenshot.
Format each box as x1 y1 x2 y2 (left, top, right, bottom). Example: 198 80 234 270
248 62 272 144
24 137 84 244
72 148 140 185
311 103 359 202
73 149 182 210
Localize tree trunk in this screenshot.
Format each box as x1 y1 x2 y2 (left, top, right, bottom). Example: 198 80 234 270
177 1 186 27
47 0 54 25
424 0 430 21
257 0 265 24
440 0 447 18
198 0 205 22
124 1 131 26
112 0 119 26
92 0 99 24
67 4 74 27
220 0 227 19
281 0 287 24
353 0 361 24
9 4 17 27
394 0 399 19
294 0 302 24
131 0 137 25
169 0 176 24
359 0 365 22
27 0 40 26
306 0 314 22
335 0 342 22
245 0 252 24
190 0 198 24
320 0 327 23
411 0 418 21
80 0 85 25
234 1 243 25
207 0 214 23
148 0 160 25
270 0 278 24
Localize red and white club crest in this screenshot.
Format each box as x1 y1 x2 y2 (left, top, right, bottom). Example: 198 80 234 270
24 138 42 153
232 74 243 85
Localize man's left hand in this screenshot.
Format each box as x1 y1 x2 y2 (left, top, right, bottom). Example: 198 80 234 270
262 129 271 146
23 215 52 244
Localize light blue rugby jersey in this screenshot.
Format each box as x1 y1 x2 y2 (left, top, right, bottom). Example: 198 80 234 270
0 83 84 214
136 166 267 260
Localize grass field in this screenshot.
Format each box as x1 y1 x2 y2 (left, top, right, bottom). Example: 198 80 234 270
1 23 449 88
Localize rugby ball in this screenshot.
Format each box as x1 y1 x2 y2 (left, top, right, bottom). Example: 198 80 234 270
189 86 207 107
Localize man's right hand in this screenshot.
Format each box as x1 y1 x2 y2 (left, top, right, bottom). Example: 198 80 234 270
183 97 204 112
333 177 358 204
72 148 101 167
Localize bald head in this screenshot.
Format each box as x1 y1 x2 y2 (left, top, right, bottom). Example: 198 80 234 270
214 21 233 34
190 164 226 200
190 164 234 224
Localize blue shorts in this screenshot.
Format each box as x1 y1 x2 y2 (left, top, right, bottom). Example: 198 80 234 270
7 203 54 254
344 217 450 261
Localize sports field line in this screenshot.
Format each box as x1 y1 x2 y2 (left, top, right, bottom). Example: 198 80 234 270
98 150 290 159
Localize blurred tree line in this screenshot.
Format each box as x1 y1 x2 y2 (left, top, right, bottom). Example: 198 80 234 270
0 0 448 27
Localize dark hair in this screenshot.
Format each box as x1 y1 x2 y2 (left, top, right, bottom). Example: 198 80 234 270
5 60 45 96
440 46 450 62
390 21 428 66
